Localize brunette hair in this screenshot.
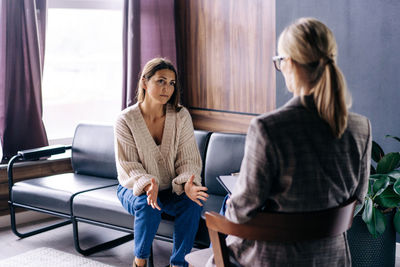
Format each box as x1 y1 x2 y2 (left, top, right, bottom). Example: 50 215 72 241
278 17 351 138
137 58 181 110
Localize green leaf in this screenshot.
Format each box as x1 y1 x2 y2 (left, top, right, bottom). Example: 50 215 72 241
372 141 385 163
370 174 392 185
375 187 400 208
376 152 400 174
367 182 374 196
388 170 400 180
373 177 390 196
370 174 388 179
394 209 400 234
354 202 364 217
386 135 400 143
394 179 400 195
362 198 373 223
365 207 387 237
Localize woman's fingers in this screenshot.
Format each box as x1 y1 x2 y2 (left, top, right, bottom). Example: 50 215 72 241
193 199 203 206
197 191 209 198
147 191 161 210
196 186 208 192
148 199 160 210
197 195 208 201
153 201 161 210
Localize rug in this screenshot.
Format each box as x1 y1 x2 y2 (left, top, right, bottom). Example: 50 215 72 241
0 247 115 267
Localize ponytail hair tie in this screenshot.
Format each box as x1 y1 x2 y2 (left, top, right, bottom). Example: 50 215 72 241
325 57 334 65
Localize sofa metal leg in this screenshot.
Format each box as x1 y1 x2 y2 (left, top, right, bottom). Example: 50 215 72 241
9 203 71 238
72 218 133 256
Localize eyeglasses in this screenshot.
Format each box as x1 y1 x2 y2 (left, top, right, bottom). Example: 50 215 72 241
272 55 287 72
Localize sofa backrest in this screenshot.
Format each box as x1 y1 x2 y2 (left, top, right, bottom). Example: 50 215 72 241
72 123 117 179
70 124 244 189
194 130 211 181
204 132 246 196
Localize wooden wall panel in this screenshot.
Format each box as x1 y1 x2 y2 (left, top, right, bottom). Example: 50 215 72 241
176 0 276 133
190 109 255 133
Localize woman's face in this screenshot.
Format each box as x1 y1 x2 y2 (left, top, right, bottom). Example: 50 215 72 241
281 57 303 96
143 69 176 105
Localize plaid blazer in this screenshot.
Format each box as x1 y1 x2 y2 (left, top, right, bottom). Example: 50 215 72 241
212 95 371 267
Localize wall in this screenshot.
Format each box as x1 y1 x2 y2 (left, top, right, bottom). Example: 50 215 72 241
276 0 400 153
177 0 400 152
176 0 276 133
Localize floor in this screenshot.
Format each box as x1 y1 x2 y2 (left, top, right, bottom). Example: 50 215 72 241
0 217 175 267
1 216 400 267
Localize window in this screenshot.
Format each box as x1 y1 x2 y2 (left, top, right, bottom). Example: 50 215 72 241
42 0 123 144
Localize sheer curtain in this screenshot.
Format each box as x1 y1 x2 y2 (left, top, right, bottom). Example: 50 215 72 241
0 0 48 160
122 0 177 109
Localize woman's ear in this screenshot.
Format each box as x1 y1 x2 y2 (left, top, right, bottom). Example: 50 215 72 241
142 77 147 90
286 58 295 68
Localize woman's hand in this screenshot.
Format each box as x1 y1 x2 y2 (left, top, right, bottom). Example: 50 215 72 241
184 175 209 206
144 178 161 210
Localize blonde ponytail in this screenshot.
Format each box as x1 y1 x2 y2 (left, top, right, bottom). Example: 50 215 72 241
312 61 348 138
278 17 350 138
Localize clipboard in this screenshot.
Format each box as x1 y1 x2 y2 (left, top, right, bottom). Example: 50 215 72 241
217 175 238 195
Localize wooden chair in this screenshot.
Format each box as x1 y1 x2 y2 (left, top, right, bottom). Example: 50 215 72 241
185 199 357 267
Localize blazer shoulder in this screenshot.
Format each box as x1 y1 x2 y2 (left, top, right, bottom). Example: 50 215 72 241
254 103 300 129
347 112 371 134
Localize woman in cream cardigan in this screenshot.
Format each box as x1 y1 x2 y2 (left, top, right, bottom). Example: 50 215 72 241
115 58 208 267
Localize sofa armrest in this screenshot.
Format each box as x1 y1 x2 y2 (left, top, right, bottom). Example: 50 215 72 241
17 145 72 160
7 145 72 198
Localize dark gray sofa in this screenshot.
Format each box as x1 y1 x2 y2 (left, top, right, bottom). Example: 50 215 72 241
8 123 246 260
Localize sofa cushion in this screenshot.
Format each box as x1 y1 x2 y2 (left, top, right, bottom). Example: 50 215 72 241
73 185 134 229
73 186 181 237
72 124 117 179
202 194 226 216
194 194 226 246
11 173 117 214
204 133 246 196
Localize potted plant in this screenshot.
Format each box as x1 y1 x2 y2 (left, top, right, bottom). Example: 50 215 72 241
347 135 400 267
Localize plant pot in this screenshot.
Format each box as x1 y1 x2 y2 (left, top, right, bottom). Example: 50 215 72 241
347 212 396 267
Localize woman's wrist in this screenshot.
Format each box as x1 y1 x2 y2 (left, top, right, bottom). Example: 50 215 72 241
143 183 151 193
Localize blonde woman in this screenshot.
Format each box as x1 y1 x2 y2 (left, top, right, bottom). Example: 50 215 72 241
115 58 208 267
208 18 371 266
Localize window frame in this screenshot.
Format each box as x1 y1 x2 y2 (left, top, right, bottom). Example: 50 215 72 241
44 0 123 145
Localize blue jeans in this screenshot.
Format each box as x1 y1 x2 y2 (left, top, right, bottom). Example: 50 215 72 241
117 185 202 267
220 194 230 215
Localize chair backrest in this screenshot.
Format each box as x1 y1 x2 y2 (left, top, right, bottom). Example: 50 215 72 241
204 133 246 195
205 199 357 267
72 123 117 179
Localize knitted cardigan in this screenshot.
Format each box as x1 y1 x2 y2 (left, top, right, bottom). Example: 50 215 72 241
114 103 202 196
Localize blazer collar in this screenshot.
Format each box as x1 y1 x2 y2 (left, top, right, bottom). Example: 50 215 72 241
284 94 317 112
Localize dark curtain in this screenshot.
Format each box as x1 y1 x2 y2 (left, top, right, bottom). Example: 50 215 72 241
0 0 48 160
122 0 177 109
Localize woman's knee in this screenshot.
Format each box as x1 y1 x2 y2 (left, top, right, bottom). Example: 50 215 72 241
179 195 203 217
134 195 163 218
